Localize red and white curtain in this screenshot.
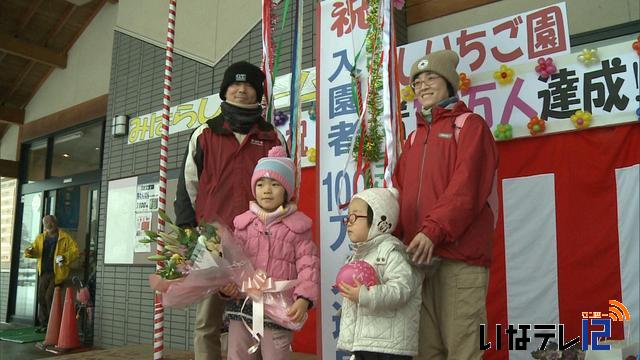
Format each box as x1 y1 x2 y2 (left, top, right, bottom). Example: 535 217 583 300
486 123 640 359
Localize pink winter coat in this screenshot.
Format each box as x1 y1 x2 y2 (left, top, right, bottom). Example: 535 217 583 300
233 202 320 304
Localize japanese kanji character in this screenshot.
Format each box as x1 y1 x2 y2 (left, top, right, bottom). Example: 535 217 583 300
128 116 149 143
583 58 630 113
457 29 487 71
173 104 198 127
510 324 531 351
465 82 496 126
558 324 581 351
479 324 491 350
328 121 356 156
329 214 348 251
441 35 453 50
533 324 556 351
329 50 355 83
505 324 519 351
500 77 538 124
491 17 524 63
538 68 581 119
152 113 164 138
527 6 568 58
329 84 357 119
330 0 369 38
331 288 344 343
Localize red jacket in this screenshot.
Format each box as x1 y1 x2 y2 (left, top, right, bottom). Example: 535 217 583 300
393 101 498 267
175 114 284 229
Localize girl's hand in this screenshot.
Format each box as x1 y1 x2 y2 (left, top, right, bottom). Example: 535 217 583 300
338 277 363 304
287 298 310 323
219 282 240 299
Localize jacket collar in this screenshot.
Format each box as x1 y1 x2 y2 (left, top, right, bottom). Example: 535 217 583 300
249 201 297 226
416 99 470 127
41 229 69 241
351 233 389 258
207 113 277 140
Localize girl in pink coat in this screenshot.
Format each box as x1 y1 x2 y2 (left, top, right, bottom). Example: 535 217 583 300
220 146 320 360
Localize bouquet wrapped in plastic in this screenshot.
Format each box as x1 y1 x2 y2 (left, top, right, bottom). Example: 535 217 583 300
141 212 306 333
224 236 307 334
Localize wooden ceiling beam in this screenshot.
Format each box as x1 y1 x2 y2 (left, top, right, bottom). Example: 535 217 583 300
0 32 67 68
45 4 78 46
21 0 107 108
0 105 25 126
2 61 36 103
16 0 46 35
65 0 107 54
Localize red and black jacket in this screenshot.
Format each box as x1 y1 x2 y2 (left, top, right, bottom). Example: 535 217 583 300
175 113 285 229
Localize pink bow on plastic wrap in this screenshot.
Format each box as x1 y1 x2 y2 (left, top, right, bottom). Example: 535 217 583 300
147 224 307 354
241 270 276 300
239 269 299 354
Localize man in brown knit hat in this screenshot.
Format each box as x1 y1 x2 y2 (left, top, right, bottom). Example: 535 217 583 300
393 49 499 359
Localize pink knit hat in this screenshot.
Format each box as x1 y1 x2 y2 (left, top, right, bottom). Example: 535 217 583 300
251 146 294 200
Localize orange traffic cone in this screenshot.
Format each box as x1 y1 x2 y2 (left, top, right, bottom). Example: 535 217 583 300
56 287 80 350
43 287 63 346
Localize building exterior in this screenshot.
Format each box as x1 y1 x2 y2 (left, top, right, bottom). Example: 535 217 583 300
0 0 637 353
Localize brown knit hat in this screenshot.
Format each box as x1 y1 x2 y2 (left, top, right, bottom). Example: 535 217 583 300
409 50 460 92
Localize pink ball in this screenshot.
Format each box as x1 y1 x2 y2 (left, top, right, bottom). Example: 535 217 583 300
335 260 379 288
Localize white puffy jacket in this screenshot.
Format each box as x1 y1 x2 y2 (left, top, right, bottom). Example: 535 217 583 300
337 233 423 356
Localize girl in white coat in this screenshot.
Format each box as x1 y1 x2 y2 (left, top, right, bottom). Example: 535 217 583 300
337 188 423 360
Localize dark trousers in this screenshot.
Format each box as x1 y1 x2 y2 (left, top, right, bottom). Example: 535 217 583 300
37 273 56 327
353 351 413 360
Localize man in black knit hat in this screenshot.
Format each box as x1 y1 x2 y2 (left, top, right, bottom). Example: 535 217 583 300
175 61 286 360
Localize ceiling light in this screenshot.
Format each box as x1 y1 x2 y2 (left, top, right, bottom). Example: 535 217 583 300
54 131 84 144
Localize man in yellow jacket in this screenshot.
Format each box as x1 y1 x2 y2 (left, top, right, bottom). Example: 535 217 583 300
24 215 79 332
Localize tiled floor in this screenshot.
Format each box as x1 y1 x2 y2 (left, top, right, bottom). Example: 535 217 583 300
1 323 317 359
0 322 54 359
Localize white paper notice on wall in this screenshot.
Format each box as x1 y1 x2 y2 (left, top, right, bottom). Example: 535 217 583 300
135 212 152 253
104 177 137 264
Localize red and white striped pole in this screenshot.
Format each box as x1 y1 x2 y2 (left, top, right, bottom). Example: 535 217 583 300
155 1 176 359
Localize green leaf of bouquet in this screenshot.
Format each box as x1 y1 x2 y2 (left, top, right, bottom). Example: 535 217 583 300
157 209 171 223
158 232 179 246
164 245 181 253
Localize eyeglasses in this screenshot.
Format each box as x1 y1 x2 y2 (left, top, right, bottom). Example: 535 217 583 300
342 214 368 225
410 74 442 90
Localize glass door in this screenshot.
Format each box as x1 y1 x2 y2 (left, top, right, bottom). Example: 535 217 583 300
9 120 103 325
13 192 43 323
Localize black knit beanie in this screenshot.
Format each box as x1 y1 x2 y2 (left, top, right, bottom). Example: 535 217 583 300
219 61 265 101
